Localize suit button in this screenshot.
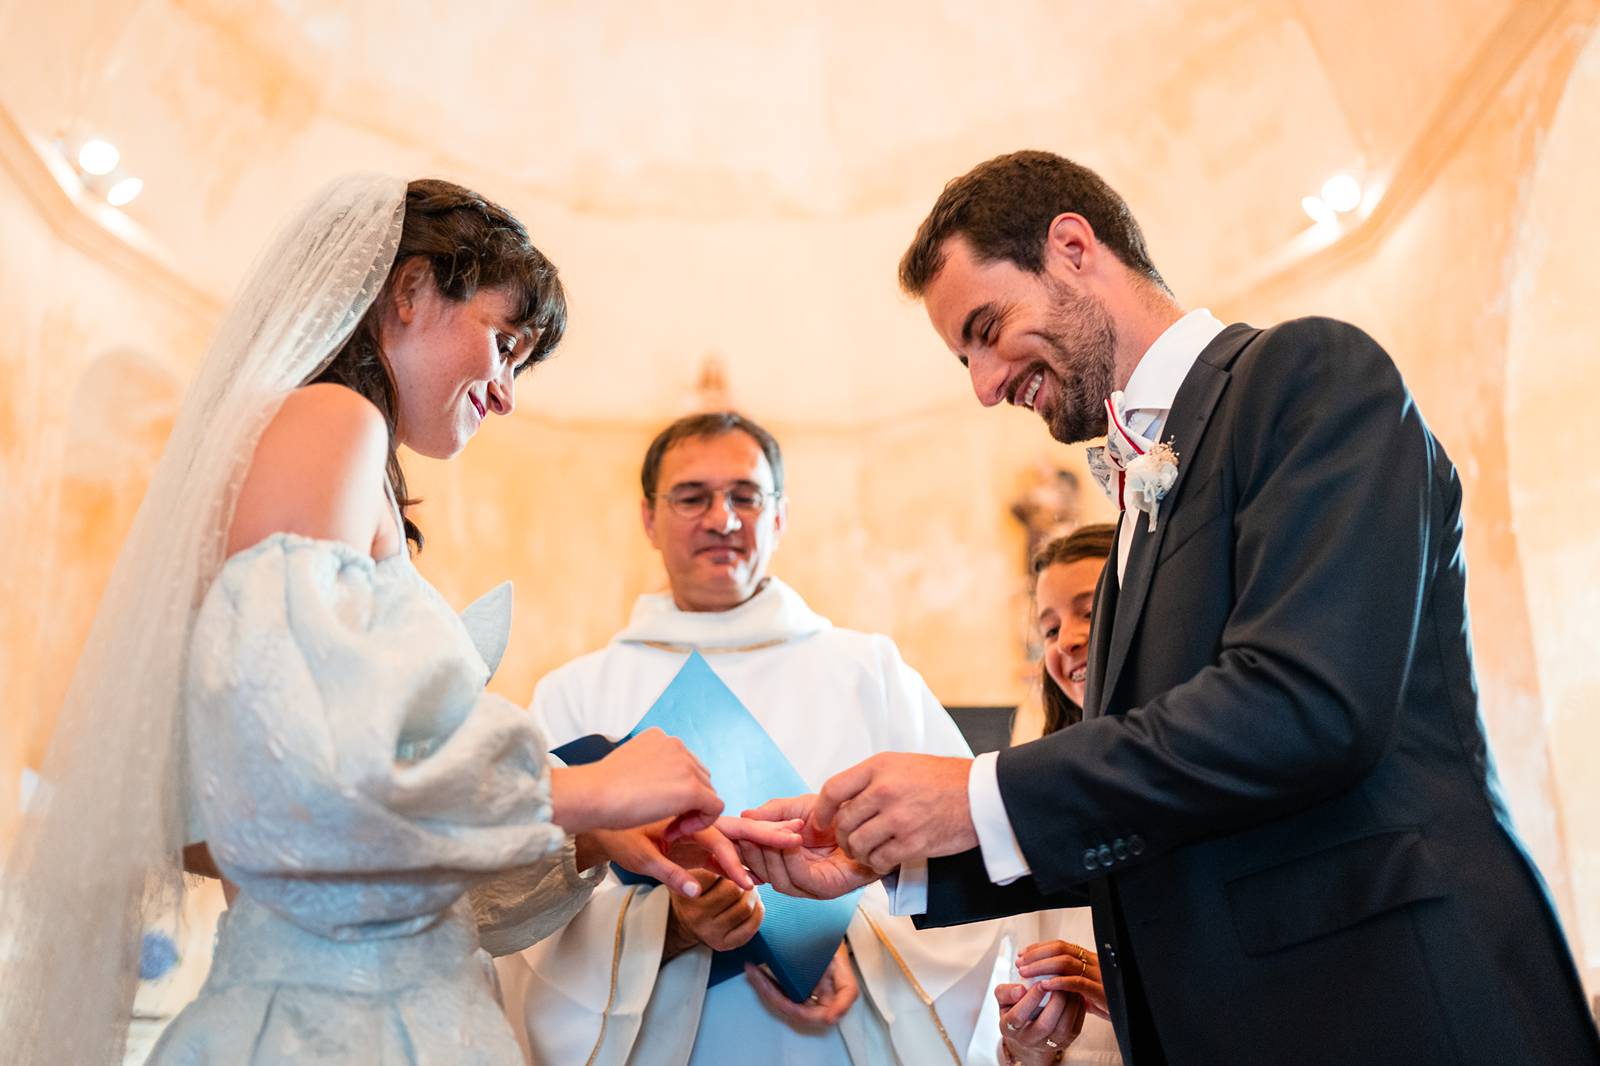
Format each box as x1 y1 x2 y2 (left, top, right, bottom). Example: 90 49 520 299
1128 835 1146 856
1082 849 1099 871
1113 838 1129 861
1097 844 1114 867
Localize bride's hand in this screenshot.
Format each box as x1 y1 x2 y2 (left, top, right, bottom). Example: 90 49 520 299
550 728 721 835
587 816 803 898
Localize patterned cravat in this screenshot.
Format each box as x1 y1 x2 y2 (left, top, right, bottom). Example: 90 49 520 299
1085 390 1154 512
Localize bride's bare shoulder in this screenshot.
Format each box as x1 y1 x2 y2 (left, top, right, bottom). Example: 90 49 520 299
226 384 391 556
266 384 388 449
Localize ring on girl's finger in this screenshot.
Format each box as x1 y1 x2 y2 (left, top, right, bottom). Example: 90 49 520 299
1079 958 1089 976
1045 1039 1061 1049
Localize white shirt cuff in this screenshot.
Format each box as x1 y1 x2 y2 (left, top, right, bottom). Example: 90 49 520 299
883 860 928 916
970 750 1032 885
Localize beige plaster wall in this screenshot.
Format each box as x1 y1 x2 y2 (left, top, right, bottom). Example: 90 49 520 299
1504 23 1600 982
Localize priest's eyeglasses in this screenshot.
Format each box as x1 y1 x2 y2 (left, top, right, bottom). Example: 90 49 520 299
655 483 779 519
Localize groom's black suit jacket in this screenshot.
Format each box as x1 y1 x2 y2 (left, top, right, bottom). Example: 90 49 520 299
916 319 1599 1065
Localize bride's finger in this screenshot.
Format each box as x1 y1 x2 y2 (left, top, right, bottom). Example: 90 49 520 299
713 816 804 848
694 828 755 891
622 838 702 899
664 811 716 841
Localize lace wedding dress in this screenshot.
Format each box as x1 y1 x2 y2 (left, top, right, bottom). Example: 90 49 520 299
147 529 599 1063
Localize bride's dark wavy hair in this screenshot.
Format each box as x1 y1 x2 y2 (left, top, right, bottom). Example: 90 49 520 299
306 178 568 550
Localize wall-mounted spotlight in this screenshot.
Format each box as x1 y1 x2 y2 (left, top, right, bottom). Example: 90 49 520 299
106 176 144 207
76 138 120 176
1320 174 1362 213
1302 173 1364 229
56 131 143 209
1301 195 1337 227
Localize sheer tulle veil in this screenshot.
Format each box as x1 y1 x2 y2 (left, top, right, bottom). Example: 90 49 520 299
0 174 407 1062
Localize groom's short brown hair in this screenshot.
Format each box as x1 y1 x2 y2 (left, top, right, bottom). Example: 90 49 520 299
898 150 1168 296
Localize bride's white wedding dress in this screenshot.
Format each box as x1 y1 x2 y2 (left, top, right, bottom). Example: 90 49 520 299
148 530 599 1063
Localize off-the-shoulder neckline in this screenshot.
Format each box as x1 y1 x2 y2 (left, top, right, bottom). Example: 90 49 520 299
221 530 411 573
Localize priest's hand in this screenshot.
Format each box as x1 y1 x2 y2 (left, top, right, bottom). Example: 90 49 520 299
812 753 977 873
744 943 858 1028
735 795 879 900
551 728 721 835
664 869 764 960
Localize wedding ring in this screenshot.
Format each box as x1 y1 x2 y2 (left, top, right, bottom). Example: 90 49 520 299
1079 957 1089 977
1006 1022 1021 1032
1045 1039 1061 1048
808 994 821 1004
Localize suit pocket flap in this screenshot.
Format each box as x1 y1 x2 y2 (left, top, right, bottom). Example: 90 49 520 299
1225 828 1446 956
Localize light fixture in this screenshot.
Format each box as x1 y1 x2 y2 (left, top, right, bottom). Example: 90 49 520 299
1320 174 1362 214
54 130 145 210
76 137 120 176
106 175 144 207
1300 195 1337 227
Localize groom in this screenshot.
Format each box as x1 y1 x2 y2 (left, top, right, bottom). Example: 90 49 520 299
742 151 1600 1064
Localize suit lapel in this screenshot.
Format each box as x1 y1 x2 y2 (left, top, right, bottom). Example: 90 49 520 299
1098 325 1255 715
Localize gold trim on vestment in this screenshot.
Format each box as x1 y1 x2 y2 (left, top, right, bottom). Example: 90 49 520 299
860 910 962 1064
634 637 790 654
584 885 640 1066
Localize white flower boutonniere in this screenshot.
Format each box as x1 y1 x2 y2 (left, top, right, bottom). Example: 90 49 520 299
1124 440 1179 532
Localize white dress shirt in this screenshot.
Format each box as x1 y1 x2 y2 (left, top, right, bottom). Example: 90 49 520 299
895 309 1227 909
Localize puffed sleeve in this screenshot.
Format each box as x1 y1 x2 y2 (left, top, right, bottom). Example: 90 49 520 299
184 533 568 940
468 837 606 956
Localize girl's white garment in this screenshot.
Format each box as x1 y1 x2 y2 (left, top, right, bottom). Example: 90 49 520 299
984 713 1123 1065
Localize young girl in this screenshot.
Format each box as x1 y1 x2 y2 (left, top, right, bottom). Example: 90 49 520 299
996 523 1121 1066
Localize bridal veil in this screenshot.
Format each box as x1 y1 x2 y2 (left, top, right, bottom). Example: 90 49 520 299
0 174 407 1062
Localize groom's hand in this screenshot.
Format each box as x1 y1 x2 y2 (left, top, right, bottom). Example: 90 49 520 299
813 753 977 872
735 795 880 900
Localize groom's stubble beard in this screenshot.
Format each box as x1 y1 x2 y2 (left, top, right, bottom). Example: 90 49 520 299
1039 279 1118 445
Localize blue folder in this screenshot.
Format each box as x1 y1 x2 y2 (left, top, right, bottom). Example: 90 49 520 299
551 651 861 1001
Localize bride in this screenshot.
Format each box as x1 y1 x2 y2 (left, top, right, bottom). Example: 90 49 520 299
0 175 791 1063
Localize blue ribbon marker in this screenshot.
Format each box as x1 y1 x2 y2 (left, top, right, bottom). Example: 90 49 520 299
552 651 862 1002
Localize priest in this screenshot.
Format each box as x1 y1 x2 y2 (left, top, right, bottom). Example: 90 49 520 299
497 411 1007 1065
